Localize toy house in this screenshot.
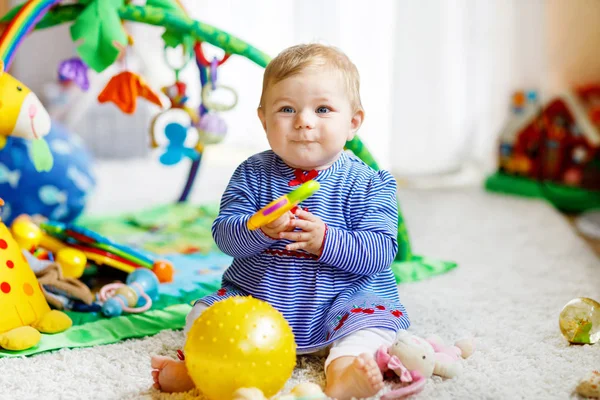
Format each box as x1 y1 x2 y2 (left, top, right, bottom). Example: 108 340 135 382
487 86 600 211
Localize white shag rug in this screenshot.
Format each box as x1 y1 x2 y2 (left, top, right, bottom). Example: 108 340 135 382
1 188 599 400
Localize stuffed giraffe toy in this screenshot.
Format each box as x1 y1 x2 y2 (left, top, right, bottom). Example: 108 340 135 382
0 199 72 351
0 59 53 171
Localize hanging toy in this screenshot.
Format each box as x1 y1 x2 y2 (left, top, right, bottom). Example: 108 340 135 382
159 122 201 165
196 48 238 145
98 34 163 114
150 44 202 166
57 57 90 91
161 80 198 123
173 41 236 202
98 268 160 317
98 71 163 114
150 108 200 166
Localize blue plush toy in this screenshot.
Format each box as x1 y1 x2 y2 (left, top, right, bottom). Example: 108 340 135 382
0 121 95 225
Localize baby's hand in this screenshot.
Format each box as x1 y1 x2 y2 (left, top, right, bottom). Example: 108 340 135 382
279 208 326 256
260 211 294 239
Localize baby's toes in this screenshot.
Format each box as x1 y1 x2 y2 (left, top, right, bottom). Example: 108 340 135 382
353 354 367 371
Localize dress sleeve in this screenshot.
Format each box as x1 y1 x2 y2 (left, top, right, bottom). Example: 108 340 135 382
211 159 276 258
318 170 398 275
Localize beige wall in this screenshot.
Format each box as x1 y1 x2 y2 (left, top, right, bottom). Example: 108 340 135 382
546 0 600 94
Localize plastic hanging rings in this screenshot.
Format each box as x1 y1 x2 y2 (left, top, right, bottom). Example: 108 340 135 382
195 41 237 112
194 41 231 67
163 43 193 80
201 82 238 112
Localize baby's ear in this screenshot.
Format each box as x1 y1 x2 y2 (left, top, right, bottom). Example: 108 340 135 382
348 109 364 140
257 107 267 132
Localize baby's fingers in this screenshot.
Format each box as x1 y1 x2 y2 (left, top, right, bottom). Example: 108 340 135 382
289 218 312 231
266 212 293 229
280 231 311 242
286 241 308 251
294 208 318 222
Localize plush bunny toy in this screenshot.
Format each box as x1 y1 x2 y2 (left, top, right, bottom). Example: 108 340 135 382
376 330 475 399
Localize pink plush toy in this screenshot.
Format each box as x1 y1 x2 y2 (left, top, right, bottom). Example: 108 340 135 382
375 331 475 399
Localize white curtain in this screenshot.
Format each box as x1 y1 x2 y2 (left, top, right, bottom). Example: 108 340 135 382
391 0 547 182
133 0 547 183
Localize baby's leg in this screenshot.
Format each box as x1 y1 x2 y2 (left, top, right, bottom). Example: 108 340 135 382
151 302 208 392
324 328 396 400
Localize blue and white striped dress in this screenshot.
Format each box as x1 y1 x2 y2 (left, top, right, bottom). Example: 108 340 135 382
197 150 410 353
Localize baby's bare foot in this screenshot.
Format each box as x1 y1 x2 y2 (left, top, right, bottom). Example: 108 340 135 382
325 353 384 400
150 355 195 393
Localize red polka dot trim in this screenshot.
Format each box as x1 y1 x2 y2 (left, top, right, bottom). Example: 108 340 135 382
0 239 7 249
1 282 11 293
6 260 14 269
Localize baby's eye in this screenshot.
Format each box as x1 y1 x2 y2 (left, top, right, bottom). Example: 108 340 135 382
279 106 295 113
316 106 331 114
16 86 22 92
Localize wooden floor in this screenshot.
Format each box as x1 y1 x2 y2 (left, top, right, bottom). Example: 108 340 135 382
565 214 600 257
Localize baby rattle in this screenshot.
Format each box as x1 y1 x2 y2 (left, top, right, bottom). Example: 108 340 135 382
247 180 320 231
98 269 160 317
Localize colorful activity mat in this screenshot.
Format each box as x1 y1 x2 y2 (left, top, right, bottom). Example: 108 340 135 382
0 202 456 358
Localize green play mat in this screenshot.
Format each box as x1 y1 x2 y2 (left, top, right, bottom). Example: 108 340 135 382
0 202 455 358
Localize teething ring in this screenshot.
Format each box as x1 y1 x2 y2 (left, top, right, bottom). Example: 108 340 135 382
163 44 193 80
149 108 196 149
201 83 238 112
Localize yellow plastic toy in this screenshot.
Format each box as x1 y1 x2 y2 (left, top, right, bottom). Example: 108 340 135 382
0 60 53 171
10 216 88 279
0 199 72 351
247 180 320 231
185 296 297 400
10 215 43 251
55 248 87 279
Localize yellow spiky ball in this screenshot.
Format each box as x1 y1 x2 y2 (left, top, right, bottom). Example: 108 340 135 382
184 296 297 400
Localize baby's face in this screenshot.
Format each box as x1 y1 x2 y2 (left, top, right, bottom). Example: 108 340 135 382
258 67 362 170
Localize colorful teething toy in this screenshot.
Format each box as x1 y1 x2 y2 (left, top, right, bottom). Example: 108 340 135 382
11 217 174 283
10 216 88 278
185 296 296 400
98 268 160 317
40 221 175 283
247 180 320 231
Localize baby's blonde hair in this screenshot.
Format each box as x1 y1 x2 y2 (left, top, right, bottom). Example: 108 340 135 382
259 43 363 112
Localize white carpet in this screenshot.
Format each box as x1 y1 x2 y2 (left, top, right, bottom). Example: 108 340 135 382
2 186 599 400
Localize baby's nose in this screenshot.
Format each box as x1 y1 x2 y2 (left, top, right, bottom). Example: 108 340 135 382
295 112 315 129
296 122 313 129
